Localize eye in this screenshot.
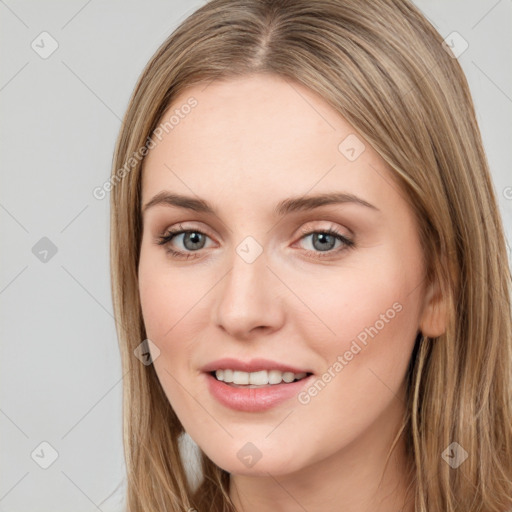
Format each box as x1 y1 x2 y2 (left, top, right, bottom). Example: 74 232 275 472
156 223 213 260
295 225 355 259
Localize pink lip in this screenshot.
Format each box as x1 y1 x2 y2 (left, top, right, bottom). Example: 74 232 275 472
201 357 314 412
201 357 311 374
204 372 314 412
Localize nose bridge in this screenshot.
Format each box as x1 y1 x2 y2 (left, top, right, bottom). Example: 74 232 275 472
213 236 282 337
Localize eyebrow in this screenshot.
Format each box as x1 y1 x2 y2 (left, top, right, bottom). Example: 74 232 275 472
142 191 379 217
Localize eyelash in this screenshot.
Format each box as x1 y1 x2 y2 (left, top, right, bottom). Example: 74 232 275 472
155 223 355 261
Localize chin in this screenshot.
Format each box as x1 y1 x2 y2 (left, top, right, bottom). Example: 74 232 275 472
199 439 309 477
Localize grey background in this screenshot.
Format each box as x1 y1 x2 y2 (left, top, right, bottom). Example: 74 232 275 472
1 1 511 511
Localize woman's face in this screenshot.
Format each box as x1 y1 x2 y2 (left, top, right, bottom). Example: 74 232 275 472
138 73 442 476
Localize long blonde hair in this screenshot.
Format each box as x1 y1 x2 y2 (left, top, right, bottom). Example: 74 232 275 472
109 0 512 510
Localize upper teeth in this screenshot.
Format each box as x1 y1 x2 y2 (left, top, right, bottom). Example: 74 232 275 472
215 369 308 385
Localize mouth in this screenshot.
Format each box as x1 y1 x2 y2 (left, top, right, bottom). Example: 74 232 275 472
205 369 314 412
201 358 315 411
210 369 313 388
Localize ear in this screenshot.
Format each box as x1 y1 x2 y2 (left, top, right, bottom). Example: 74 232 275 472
419 277 448 338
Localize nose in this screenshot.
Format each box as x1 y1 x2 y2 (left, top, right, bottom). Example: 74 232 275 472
212 245 285 340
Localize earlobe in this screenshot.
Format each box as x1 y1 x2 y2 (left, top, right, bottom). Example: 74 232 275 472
419 278 448 338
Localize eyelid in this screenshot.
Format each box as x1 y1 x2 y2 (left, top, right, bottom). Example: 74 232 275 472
296 221 352 238
158 221 215 239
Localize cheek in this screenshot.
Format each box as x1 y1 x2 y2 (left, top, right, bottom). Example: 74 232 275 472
138 249 216 408
138 259 203 417
138 243 206 341
289 247 423 353
285 275 420 457
288 251 423 425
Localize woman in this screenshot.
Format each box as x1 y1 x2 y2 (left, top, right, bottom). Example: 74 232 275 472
109 0 512 510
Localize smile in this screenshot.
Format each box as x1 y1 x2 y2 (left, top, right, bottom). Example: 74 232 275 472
213 369 309 386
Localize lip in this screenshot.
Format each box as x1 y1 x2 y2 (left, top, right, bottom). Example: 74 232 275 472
201 357 312 374
205 373 314 412
202 359 314 412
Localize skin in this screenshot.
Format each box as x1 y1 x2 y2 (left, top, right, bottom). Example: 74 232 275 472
138 73 447 512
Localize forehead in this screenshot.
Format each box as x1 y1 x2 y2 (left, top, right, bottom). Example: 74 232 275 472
148 73 340 160
141 73 402 217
